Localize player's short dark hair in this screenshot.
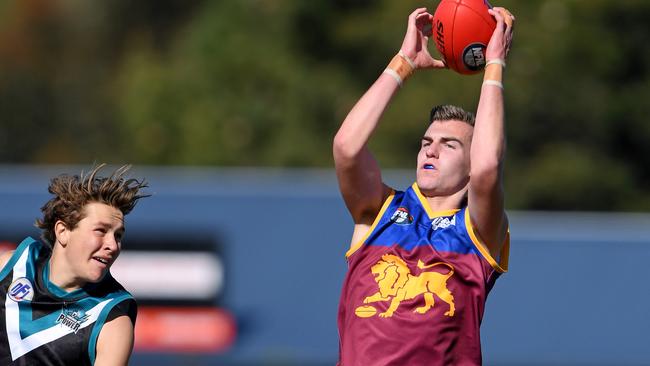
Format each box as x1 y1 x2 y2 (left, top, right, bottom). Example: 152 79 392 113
429 105 475 126
35 164 150 247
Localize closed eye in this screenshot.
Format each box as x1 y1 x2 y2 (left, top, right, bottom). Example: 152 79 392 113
441 137 462 149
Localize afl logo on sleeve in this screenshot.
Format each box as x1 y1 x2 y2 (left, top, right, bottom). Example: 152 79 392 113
390 207 414 225
8 277 34 302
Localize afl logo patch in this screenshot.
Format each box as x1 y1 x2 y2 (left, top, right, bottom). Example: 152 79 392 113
8 277 34 302
390 207 414 225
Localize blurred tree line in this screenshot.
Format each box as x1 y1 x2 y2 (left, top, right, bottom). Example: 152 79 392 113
0 0 649 211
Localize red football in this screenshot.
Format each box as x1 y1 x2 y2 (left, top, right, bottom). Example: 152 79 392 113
432 0 496 74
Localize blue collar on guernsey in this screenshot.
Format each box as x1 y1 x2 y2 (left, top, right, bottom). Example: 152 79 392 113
3 237 131 363
410 183 461 219
346 184 463 257
345 184 509 273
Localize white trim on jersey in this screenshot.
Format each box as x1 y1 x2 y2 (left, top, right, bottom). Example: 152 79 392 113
5 247 111 361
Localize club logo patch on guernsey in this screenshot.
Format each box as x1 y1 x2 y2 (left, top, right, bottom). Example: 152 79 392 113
56 306 90 334
355 254 455 318
8 277 34 302
390 207 414 225
432 215 456 230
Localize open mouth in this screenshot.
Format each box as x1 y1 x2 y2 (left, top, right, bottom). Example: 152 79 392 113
424 164 435 170
92 257 109 265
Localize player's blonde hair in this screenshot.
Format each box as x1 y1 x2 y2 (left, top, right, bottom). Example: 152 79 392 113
35 164 149 247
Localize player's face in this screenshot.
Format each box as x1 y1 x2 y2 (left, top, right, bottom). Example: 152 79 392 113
416 120 472 196
60 202 124 288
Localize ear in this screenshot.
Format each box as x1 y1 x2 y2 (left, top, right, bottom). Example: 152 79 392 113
54 220 70 247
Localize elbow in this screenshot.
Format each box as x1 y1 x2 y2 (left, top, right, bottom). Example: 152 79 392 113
333 132 359 163
471 144 505 178
470 159 503 190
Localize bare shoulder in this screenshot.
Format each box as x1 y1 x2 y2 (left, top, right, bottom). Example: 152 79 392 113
94 315 134 366
0 250 15 271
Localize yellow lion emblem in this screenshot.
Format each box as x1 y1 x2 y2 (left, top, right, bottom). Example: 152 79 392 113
360 254 455 318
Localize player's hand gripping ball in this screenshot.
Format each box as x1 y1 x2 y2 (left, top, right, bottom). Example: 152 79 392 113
432 0 496 74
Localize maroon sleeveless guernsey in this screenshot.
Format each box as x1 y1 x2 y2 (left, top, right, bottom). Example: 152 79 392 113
337 184 509 365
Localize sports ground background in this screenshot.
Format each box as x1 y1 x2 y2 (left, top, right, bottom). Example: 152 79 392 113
1 0 650 365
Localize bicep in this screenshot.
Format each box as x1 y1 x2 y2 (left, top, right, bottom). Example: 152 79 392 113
94 315 134 366
468 181 507 257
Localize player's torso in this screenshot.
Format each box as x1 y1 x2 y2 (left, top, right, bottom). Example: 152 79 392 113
0 238 127 366
338 185 505 366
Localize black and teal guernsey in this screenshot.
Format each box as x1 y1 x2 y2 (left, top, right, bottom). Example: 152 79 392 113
0 237 137 365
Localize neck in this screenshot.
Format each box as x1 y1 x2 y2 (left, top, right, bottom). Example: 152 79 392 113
424 192 465 212
416 184 468 213
49 248 83 292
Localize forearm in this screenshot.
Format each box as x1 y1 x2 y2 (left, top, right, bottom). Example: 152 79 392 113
471 5 514 180
334 7 441 163
466 6 514 253
468 62 508 251
471 62 506 180
333 54 411 222
333 71 401 162
333 7 442 222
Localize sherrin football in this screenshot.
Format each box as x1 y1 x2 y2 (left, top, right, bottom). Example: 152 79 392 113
432 0 496 74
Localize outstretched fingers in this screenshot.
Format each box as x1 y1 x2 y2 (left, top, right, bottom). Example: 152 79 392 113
402 8 428 57
400 7 446 70
500 7 515 29
500 8 515 55
486 7 515 60
415 11 433 37
406 8 429 39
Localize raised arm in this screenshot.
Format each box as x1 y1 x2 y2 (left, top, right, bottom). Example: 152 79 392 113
333 8 445 227
468 7 515 256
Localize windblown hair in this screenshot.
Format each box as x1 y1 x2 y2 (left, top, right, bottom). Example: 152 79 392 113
429 105 475 126
35 164 150 247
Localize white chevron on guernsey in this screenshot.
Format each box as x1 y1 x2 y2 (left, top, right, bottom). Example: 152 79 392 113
4 245 110 361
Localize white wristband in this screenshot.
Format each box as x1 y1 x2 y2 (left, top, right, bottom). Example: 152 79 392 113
485 59 506 68
482 80 504 89
398 50 416 69
383 68 403 87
